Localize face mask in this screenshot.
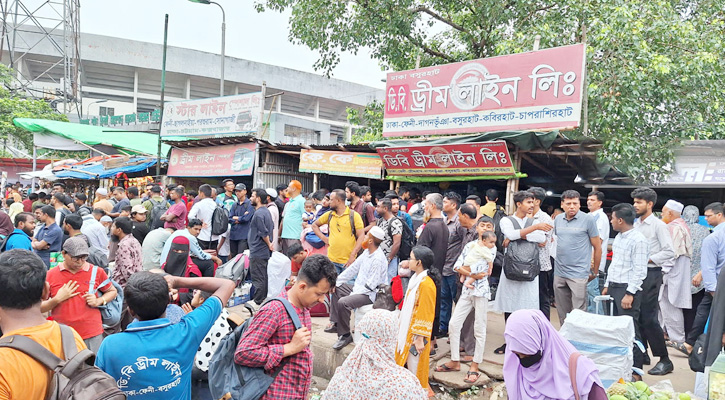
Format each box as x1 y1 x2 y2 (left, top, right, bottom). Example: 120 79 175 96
518 351 543 368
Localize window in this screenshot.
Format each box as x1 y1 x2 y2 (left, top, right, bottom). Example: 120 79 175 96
283 125 320 145
99 106 115 117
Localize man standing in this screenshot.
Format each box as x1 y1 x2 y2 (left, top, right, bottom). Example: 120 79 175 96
188 184 219 250
130 205 150 244
217 178 237 211
346 181 376 228
110 217 143 288
529 187 556 320
552 190 601 324
142 227 175 271
312 189 364 275
602 203 649 372
5 212 35 251
658 199 692 346
329 227 389 350
266 188 280 251
374 197 402 281
388 194 413 231
127 186 142 207
107 187 130 218
418 192 449 342
480 188 503 218
280 180 304 254
23 192 34 212
631 187 675 375
466 195 483 220
587 191 610 313
229 183 255 257
81 208 109 257
32 205 63 268
143 184 168 229
160 186 188 231
248 188 275 304
92 188 113 214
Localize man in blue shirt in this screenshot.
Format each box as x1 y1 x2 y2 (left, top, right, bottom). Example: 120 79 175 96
4 212 35 251
684 202 725 354
229 183 254 257
32 205 63 268
95 272 234 399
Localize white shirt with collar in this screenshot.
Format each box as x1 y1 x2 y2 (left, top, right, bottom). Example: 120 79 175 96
188 197 218 242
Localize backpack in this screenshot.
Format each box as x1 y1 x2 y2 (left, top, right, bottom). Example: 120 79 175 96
0 324 126 400
148 198 168 230
215 252 250 284
89 266 124 328
208 297 302 400
211 205 230 236
0 231 20 251
491 206 507 250
385 216 416 261
502 216 540 282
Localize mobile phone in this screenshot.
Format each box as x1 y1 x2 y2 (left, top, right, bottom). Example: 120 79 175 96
409 338 429 356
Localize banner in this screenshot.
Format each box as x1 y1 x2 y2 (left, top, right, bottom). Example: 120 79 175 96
383 44 586 137
160 92 263 137
168 143 255 177
376 141 515 176
299 149 383 179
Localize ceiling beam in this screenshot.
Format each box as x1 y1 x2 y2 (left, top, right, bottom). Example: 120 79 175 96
520 153 556 178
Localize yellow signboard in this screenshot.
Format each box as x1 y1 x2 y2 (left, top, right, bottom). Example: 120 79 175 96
298 149 383 179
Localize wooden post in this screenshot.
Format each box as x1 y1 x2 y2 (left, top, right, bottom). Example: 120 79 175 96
505 148 521 214
313 173 319 192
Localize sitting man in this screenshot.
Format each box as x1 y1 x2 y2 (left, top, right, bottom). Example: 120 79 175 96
328 226 389 350
95 272 234 399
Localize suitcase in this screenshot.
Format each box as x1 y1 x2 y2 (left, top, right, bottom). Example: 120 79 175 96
285 283 330 317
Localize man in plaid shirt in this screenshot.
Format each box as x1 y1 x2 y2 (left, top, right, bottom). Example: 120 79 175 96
234 254 337 399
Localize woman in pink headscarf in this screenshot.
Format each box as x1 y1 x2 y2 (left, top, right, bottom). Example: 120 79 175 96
503 310 607 400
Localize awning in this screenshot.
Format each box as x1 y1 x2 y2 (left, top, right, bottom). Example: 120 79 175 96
14 118 172 156
54 157 159 180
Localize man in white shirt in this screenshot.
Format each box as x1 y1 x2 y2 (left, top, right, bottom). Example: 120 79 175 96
329 226 388 351
188 184 219 250
587 190 610 314
80 212 109 257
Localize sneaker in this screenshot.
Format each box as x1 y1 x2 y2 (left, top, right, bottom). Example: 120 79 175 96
332 334 353 350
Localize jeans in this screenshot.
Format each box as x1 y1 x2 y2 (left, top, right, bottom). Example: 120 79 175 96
387 257 399 282
587 277 603 314
439 274 458 335
332 262 345 276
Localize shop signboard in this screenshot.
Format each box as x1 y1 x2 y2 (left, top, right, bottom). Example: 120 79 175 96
167 143 255 177
298 149 383 179
160 92 263 137
383 44 586 137
377 141 515 176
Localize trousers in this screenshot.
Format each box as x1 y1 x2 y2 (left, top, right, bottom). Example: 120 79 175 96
553 275 588 323
249 257 270 304
449 294 488 364
439 274 458 334
686 291 713 346
330 283 372 336
639 268 668 358
538 269 554 320
659 291 685 343
608 284 644 368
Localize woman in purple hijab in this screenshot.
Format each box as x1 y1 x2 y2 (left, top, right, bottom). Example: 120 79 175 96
503 310 607 400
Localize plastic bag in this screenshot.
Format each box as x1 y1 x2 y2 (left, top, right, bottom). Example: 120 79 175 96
266 251 291 300
559 309 634 388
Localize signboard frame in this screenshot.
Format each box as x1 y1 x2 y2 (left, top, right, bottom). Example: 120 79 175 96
167 143 256 177
298 149 383 179
160 92 264 138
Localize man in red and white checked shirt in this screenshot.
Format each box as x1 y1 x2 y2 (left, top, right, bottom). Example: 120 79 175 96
234 254 337 400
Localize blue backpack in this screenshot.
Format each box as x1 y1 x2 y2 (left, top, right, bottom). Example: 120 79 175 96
208 297 302 400
89 266 124 328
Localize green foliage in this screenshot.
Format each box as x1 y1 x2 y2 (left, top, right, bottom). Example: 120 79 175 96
0 64 68 150
347 100 384 144
255 0 725 182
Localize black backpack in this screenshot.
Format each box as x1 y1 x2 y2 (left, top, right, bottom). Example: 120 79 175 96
502 216 540 281
0 324 126 400
0 231 20 252
211 205 230 236
148 198 168 229
384 216 416 261
491 206 507 250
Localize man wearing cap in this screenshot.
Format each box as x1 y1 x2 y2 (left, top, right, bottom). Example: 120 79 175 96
41 236 118 352
229 183 254 257
659 199 692 345
266 188 280 250
279 180 304 254
329 226 389 350
130 204 151 243
160 186 187 231
92 188 113 214
216 178 237 212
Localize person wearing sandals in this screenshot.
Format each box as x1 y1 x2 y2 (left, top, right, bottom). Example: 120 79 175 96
395 246 438 398
435 223 495 385
504 309 608 400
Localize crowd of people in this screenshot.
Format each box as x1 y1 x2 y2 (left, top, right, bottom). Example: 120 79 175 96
0 178 721 399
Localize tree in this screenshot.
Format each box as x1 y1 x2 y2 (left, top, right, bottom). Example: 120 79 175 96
347 100 384 144
256 0 725 182
0 64 68 151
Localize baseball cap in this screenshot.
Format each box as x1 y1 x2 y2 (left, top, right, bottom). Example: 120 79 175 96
132 205 148 214
369 226 385 241
265 188 277 199
63 236 89 257
96 188 108 196
234 183 247 191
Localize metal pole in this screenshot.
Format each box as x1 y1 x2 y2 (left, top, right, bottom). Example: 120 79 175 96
212 2 226 97
31 144 36 190
157 14 169 177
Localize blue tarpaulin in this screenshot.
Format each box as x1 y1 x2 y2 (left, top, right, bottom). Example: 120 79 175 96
54 157 159 180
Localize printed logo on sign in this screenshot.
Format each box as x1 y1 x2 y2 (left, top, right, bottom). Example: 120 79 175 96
450 63 521 109
387 85 409 114
429 147 453 168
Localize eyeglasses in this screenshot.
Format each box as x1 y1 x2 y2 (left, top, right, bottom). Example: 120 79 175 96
70 255 88 262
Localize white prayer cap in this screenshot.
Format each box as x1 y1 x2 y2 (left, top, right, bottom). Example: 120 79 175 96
664 199 684 214
369 226 386 241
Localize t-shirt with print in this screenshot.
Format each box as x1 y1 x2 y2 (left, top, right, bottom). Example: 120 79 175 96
0 321 86 400
376 216 403 258
46 263 113 339
95 296 223 399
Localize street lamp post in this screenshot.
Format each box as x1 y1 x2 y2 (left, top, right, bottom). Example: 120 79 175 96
86 99 108 119
189 0 225 97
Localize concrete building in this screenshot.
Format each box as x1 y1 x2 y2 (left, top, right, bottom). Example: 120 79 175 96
2 27 384 145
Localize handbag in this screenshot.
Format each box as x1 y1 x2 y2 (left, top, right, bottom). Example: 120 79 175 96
689 332 708 372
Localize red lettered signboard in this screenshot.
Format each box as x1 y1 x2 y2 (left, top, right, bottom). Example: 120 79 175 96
383 44 586 137
377 141 515 176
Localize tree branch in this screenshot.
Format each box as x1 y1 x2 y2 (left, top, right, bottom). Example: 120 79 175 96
400 31 457 62
412 5 468 33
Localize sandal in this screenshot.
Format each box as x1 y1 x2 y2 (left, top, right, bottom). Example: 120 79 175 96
464 371 481 384
667 340 691 356
494 343 506 355
435 363 460 372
